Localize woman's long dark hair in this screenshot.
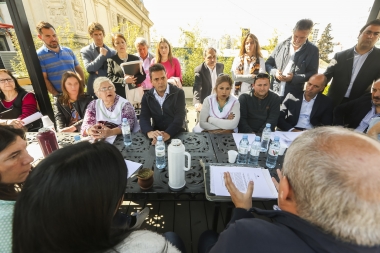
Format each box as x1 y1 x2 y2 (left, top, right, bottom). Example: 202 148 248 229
0 125 26 201
0 69 26 100
12 141 129 253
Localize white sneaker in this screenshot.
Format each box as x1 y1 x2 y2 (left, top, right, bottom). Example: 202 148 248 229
130 207 150 230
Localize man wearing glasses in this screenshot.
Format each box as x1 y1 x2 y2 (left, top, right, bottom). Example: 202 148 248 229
324 19 380 108
238 73 280 133
193 47 224 113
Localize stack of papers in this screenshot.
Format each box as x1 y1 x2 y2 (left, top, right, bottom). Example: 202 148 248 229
270 131 304 148
210 165 277 199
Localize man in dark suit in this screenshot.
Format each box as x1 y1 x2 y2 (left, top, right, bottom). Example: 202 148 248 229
193 47 224 112
334 79 380 132
80 22 116 97
278 74 333 131
324 19 380 108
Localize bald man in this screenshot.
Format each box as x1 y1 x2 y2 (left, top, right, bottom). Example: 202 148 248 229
199 127 380 253
277 73 333 131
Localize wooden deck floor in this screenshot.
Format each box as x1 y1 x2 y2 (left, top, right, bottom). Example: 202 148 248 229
120 194 277 253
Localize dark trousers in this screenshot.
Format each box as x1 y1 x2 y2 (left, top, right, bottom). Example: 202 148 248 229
163 231 187 253
198 230 219 253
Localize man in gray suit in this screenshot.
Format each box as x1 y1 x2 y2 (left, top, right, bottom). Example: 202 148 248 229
324 19 380 108
80 22 115 97
134 37 155 90
193 47 224 112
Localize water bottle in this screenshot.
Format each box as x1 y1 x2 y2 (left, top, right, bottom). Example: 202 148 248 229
261 123 272 152
266 136 280 169
248 136 261 166
237 135 249 164
155 136 166 169
73 135 81 143
121 118 132 147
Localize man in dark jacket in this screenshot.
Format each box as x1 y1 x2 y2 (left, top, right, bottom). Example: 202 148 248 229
140 64 186 144
199 127 380 253
265 19 319 100
278 74 333 131
333 79 380 132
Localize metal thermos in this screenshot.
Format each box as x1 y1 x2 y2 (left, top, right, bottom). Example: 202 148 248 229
168 139 191 191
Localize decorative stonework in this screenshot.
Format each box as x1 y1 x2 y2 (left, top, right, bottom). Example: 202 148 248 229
46 0 68 26
71 0 85 32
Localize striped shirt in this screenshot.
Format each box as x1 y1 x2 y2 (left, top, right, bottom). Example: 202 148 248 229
37 44 79 92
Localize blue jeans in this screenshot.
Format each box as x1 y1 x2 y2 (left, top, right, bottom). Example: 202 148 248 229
163 231 187 253
198 230 219 253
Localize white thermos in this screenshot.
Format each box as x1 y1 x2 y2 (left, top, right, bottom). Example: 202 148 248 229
168 139 191 191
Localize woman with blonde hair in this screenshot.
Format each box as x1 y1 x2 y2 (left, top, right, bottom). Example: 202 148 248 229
151 38 182 88
231 33 265 96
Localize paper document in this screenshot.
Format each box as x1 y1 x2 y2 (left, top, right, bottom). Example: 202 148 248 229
232 133 256 147
270 131 304 148
210 166 277 199
125 160 143 178
22 112 43 126
105 135 117 144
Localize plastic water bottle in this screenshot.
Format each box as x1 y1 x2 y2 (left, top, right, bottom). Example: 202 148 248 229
237 135 249 164
121 118 132 147
261 123 272 152
248 136 261 166
155 136 166 169
266 136 280 169
73 135 81 143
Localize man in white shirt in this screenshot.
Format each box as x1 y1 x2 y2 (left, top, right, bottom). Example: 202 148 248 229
193 47 224 112
134 37 155 90
324 19 380 108
278 74 333 131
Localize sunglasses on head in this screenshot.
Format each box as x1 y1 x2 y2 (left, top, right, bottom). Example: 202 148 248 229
254 72 270 80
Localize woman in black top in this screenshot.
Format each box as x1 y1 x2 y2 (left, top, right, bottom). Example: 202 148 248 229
53 71 93 132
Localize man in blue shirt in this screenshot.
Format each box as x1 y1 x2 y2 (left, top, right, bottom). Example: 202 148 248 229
36 21 85 96
334 79 380 133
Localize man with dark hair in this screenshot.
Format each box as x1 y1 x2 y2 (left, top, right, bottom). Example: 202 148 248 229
140 64 186 145
198 127 380 253
278 73 333 131
238 73 280 133
324 19 380 107
265 19 319 100
80 22 116 97
36 21 85 96
334 79 380 132
193 47 224 112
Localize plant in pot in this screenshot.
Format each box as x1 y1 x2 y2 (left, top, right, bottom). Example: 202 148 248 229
137 168 154 190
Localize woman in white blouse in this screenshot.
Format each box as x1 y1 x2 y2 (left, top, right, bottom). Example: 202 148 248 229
194 74 240 133
231 33 265 96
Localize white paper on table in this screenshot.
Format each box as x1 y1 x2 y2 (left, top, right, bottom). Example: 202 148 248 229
26 143 44 162
125 159 142 178
270 131 304 148
210 166 277 199
232 133 256 147
22 112 43 125
105 135 117 144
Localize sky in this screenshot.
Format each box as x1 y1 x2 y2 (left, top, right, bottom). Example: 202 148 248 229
143 0 375 50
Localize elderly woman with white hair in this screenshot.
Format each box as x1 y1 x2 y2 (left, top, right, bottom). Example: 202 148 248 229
81 77 137 139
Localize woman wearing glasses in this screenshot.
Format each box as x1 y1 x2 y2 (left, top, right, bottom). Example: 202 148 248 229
194 74 240 133
231 34 265 96
81 77 137 140
53 71 93 132
0 69 38 129
107 33 146 106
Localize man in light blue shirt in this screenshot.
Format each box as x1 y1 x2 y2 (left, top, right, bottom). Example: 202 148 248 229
278 74 333 131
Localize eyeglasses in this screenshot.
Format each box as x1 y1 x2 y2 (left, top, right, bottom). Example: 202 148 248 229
0 78 14 84
98 86 115 92
254 73 270 80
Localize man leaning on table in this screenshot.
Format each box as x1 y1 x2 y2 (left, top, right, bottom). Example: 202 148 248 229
140 63 186 145
277 73 333 131
238 72 280 133
198 126 380 253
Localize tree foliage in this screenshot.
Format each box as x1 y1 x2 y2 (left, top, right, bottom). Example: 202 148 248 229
317 23 334 62
262 29 279 57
